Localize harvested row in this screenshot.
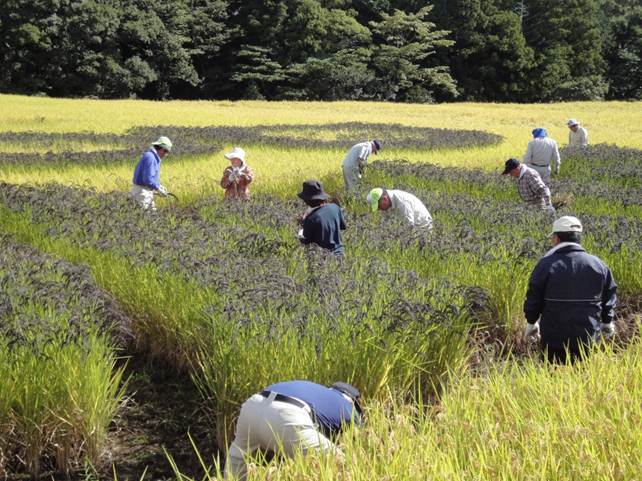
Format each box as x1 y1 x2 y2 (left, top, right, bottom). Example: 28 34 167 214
0 122 501 165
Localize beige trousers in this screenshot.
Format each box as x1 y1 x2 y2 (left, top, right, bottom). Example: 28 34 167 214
224 393 336 480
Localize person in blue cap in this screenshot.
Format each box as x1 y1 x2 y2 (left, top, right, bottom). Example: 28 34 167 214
224 380 362 480
130 136 172 210
523 128 560 186
341 139 382 190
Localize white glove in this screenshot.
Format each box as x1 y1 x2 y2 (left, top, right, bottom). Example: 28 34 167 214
297 228 305 240
157 185 168 197
229 168 241 182
523 322 540 342
599 322 615 340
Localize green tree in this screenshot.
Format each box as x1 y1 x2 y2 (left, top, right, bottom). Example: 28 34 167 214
286 47 374 100
431 0 534 101
366 6 457 102
600 0 642 99
222 0 370 99
520 0 606 100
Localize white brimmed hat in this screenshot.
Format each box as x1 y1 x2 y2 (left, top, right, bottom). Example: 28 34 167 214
550 216 583 235
224 147 246 162
567 119 579 127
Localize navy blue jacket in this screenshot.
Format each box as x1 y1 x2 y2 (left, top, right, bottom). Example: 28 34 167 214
266 380 361 438
301 203 346 255
524 243 617 349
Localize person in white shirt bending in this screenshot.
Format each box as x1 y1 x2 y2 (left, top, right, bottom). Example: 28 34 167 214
523 127 561 186
567 119 588 147
342 140 382 190
366 188 432 229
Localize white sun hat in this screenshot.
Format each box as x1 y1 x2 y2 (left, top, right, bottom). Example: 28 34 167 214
567 119 579 127
224 146 246 162
550 216 583 235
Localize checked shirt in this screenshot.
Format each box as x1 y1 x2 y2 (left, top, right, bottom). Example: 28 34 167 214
517 165 552 210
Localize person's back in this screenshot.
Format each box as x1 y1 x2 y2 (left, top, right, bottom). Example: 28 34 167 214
342 142 370 169
302 203 346 254
516 165 551 210
526 137 558 164
266 380 360 437
525 243 616 351
388 190 432 228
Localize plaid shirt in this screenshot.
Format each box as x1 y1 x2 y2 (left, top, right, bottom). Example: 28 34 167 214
517 165 551 209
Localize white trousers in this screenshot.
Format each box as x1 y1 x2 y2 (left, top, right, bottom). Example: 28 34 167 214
342 165 361 190
224 393 335 481
130 185 156 210
526 163 551 186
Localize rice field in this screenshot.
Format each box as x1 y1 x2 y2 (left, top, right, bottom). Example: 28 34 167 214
0 94 640 480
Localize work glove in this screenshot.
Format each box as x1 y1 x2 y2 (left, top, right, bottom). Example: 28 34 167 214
599 322 615 340
157 185 168 197
229 167 242 182
523 322 540 342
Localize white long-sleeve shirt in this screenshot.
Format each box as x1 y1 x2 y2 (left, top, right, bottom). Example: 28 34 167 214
568 127 588 147
387 190 433 228
524 137 561 172
342 142 372 171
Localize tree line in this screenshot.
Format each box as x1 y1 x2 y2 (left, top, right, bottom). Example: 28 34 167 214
1 0 640 102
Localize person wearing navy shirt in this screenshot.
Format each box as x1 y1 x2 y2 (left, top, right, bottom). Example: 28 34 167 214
224 380 362 480
130 136 172 210
296 179 346 255
523 216 617 363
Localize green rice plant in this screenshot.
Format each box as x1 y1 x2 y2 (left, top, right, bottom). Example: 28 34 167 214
0 237 128 477
174 340 642 481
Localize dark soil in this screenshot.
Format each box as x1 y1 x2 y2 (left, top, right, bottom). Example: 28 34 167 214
103 357 218 481
28 356 216 481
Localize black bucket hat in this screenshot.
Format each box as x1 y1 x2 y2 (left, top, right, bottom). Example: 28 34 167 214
298 179 329 202
331 382 362 414
502 158 520 175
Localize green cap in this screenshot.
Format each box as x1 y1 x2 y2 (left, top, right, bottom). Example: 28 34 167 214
152 136 173 152
366 188 383 212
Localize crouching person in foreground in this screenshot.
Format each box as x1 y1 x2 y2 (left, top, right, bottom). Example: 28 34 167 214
224 380 362 481
523 216 617 363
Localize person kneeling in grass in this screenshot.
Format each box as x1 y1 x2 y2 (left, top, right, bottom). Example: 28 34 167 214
297 180 347 256
523 216 617 363
224 380 362 481
366 187 433 229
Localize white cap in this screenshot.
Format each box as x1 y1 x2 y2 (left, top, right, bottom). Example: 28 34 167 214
152 136 173 151
567 119 579 127
550 216 583 235
224 147 246 162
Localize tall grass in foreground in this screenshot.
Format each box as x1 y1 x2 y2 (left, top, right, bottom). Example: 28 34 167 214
169 340 642 481
0 330 125 478
0 205 473 452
